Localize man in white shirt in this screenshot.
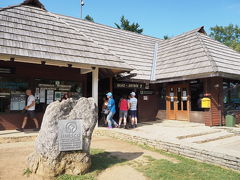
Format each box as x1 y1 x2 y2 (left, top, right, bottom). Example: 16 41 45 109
16 89 39 132
129 92 138 128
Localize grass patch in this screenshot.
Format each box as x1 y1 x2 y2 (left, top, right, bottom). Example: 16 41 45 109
139 158 240 180
133 143 240 180
102 134 240 180
57 149 124 180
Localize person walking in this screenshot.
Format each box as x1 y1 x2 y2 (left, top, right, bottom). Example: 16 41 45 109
129 92 138 128
118 95 128 128
106 92 118 128
16 89 39 132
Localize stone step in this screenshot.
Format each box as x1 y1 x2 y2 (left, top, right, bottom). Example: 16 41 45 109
176 130 221 140
179 131 235 144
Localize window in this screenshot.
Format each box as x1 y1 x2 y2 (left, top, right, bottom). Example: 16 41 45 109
159 86 166 110
0 77 83 113
0 77 28 113
190 80 204 111
223 79 240 114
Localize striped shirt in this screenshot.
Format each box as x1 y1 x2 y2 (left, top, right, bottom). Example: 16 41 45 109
129 97 137 110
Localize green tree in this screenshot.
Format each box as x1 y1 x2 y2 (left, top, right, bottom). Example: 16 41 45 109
115 16 143 34
210 24 240 52
84 15 94 22
163 35 170 40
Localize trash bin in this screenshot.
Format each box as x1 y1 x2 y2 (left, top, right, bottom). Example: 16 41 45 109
225 115 236 127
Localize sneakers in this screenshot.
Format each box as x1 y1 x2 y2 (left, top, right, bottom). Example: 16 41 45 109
130 124 138 128
16 128 24 132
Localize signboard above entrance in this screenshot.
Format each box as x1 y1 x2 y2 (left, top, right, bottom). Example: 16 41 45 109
58 119 83 151
115 82 145 89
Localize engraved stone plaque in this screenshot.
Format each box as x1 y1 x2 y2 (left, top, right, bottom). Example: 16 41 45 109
58 119 82 151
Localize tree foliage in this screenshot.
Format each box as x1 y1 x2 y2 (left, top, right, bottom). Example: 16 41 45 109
210 24 240 52
163 35 170 40
84 15 94 22
115 16 143 34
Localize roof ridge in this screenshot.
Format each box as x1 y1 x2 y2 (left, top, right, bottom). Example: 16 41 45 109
150 42 159 81
0 5 21 12
54 13 162 41
47 11 132 69
195 31 218 72
163 26 205 42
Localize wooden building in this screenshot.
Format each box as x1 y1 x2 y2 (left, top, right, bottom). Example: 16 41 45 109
0 0 240 130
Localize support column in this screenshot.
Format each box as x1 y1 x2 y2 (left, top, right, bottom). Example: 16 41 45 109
92 67 99 105
109 77 113 92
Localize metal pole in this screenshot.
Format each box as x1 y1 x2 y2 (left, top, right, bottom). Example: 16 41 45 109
80 1 82 19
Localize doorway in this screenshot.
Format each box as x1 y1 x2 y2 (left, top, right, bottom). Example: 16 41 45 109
166 84 190 121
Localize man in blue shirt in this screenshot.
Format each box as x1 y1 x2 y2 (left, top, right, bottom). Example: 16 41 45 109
106 92 118 128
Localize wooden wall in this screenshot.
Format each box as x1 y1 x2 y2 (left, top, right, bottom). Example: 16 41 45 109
138 94 161 122
203 77 224 126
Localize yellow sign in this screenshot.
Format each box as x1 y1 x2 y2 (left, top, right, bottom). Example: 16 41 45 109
201 98 211 108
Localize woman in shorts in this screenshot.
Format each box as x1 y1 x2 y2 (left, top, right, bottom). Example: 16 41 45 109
118 95 129 129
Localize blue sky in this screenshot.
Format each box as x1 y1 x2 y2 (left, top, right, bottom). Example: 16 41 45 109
1 0 240 38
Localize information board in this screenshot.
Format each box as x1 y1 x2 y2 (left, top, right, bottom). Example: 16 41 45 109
58 119 83 151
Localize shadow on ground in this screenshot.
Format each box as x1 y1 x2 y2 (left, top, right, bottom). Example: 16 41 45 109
89 151 143 173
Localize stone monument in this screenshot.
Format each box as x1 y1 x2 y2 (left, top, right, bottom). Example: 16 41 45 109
27 97 98 178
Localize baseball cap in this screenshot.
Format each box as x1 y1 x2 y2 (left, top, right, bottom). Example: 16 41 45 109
106 92 113 97
130 92 136 96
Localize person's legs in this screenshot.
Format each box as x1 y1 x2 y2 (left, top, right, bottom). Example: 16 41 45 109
104 115 108 126
134 111 138 127
118 111 123 126
130 111 135 127
21 116 28 129
123 111 127 126
29 111 39 129
118 117 122 126
110 112 118 127
33 118 39 129
107 112 113 128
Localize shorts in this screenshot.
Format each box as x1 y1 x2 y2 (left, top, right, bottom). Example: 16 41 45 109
130 110 137 118
24 110 36 119
119 110 128 119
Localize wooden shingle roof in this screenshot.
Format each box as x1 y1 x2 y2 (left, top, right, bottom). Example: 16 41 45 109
1 0 240 82
155 27 240 82
0 5 130 70
57 14 161 80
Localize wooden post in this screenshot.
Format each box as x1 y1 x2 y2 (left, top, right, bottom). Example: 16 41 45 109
109 77 113 92
92 67 99 105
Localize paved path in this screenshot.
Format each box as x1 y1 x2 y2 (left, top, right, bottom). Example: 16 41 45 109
100 120 240 158
96 120 240 170
0 135 177 180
